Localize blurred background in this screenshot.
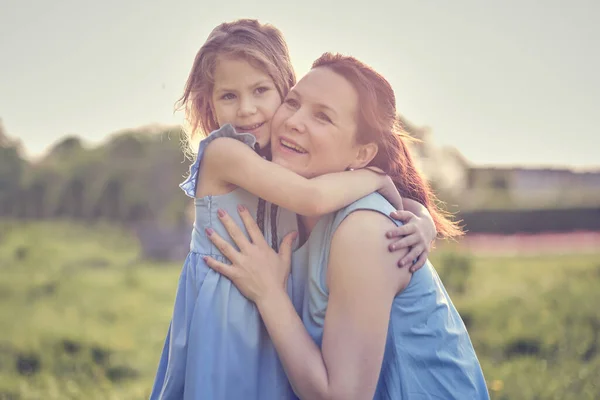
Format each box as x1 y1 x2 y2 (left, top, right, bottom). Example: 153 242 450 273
1 0 599 399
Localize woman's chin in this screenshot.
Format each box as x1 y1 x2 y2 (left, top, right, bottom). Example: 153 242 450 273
272 155 309 177
272 155 293 170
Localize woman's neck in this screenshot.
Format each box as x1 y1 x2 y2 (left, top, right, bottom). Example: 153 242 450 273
300 215 320 239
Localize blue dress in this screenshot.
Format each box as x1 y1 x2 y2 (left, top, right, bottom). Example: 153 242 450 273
150 124 299 400
292 193 490 399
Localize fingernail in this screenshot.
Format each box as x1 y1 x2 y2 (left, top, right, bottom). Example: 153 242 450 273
203 256 208 262
386 232 393 239
291 231 298 240
217 209 226 218
205 227 214 236
238 204 247 212
388 244 395 252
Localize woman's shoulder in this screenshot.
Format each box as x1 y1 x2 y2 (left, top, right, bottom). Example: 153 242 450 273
332 192 400 232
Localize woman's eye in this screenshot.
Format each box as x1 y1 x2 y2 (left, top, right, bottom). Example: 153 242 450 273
284 98 299 108
221 93 235 100
317 112 332 123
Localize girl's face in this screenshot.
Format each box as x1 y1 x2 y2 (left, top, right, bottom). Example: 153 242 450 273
211 55 282 150
270 67 369 178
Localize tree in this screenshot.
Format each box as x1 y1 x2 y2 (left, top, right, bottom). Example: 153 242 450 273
0 119 26 214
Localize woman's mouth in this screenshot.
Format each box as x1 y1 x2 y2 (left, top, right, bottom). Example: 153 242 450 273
280 138 307 154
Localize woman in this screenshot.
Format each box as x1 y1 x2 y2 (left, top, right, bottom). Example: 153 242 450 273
205 53 489 399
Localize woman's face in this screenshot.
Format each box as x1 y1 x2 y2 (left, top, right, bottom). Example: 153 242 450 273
270 67 367 178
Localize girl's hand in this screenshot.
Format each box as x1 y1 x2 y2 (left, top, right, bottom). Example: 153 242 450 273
387 210 437 272
377 175 403 211
364 166 404 211
203 205 297 303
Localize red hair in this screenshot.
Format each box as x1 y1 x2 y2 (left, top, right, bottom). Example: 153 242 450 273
312 53 463 238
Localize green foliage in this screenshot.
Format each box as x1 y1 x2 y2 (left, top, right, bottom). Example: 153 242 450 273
435 250 473 294
428 250 600 400
1 125 190 226
0 122 26 208
0 222 181 399
0 222 599 399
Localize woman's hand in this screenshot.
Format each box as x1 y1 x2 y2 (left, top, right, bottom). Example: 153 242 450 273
386 210 437 272
203 205 298 304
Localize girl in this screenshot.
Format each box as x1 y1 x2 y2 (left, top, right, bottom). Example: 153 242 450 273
150 20 439 400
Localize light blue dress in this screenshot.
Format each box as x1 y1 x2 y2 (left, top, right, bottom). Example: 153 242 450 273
292 193 490 399
150 124 299 400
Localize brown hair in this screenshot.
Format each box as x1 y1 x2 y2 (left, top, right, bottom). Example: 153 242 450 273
312 53 463 239
177 19 296 152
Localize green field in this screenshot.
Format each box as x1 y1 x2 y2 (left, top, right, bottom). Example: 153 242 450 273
0 222 599 399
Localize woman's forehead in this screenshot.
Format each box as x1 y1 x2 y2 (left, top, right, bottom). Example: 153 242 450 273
293 68 358 113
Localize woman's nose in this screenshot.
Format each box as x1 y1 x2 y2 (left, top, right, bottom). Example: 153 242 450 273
284 109 306 133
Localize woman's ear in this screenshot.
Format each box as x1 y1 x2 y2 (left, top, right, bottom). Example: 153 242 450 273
349 142 378 169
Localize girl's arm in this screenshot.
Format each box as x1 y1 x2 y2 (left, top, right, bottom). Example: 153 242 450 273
203 137 395 216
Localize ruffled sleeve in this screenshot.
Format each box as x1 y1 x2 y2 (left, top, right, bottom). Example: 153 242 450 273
179 124 257 198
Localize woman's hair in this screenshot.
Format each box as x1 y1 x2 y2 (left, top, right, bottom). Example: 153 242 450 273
177 19 296 152
312 53 463 238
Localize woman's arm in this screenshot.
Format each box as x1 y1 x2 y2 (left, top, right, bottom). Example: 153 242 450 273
203 208 411 400
204 137 392 216
259 211 411 399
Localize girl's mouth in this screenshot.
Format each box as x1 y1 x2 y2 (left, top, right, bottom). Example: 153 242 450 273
236 122 265 132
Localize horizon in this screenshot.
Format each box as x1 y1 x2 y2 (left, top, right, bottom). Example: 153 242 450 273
11 121 598 173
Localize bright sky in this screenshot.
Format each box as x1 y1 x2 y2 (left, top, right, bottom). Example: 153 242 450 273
1 0 598 168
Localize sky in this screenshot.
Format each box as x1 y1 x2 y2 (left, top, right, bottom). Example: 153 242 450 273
1 0 598 169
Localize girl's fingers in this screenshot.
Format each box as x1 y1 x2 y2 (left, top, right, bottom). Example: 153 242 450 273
398 245 423 268
389 210 415 223
388 234 420 252
409 252 428 273
386 223 417 239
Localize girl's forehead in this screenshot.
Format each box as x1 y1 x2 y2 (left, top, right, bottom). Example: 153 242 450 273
213 58 274 87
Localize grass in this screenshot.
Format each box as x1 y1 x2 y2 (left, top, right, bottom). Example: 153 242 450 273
0 221 599 399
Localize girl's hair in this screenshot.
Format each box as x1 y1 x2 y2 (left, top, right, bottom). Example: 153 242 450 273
312 53 463 239
177 19 296 152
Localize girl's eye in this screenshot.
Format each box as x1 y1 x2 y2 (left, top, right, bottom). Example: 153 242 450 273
221 93 236 100
255 86 270 95
284 98 299 108
317 112 332 123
